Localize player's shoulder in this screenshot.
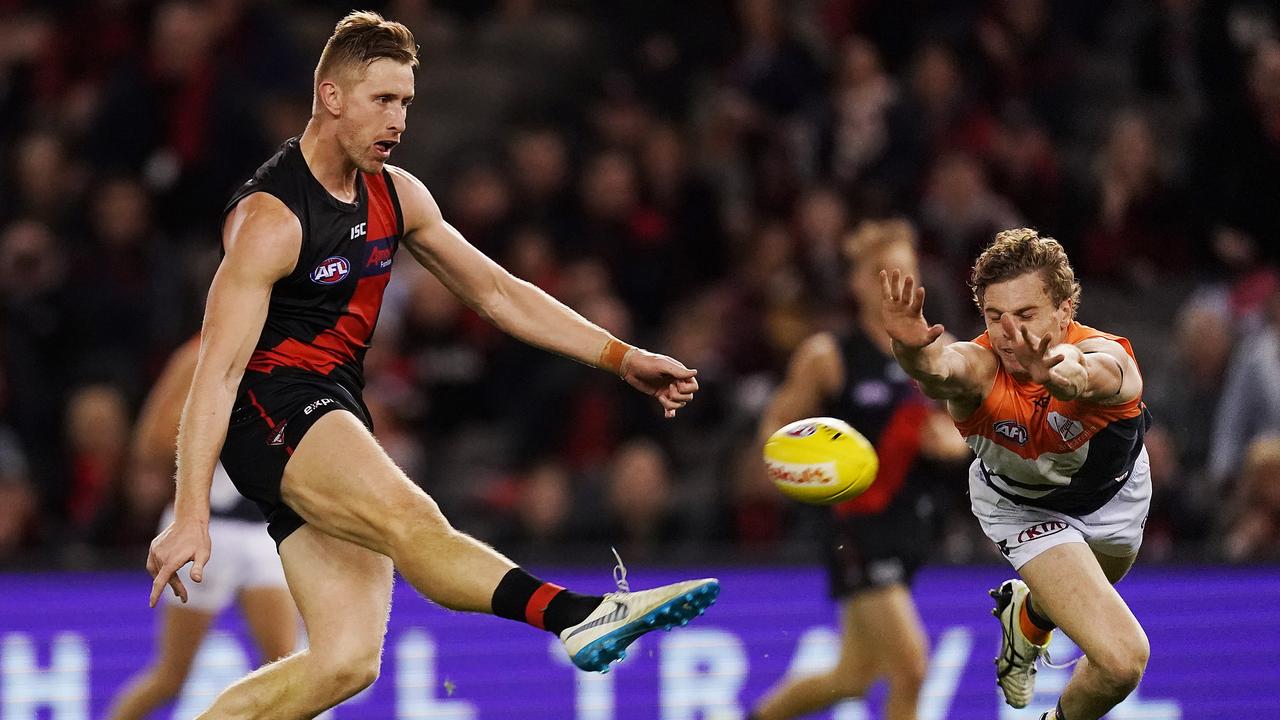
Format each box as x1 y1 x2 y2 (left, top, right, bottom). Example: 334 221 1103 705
225 192 300 237
384 164 442 227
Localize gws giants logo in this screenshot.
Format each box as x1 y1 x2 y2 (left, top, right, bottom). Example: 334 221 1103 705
993 420 1028 445
1048 411 1084 442
311 256 350 284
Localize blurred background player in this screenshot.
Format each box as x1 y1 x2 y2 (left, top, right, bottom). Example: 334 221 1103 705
105 337 296 720
882 230 1152 720
749 219 968 720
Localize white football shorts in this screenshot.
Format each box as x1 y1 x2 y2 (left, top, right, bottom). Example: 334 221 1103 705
969 447 1151 570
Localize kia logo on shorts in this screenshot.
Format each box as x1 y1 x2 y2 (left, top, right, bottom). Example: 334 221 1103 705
1017 520 1069 544
311 256 350 284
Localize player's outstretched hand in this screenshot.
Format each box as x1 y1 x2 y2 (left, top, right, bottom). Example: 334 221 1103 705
146 517 211 608
881 269 945 349
1002 316 1068 387
621 350 699 418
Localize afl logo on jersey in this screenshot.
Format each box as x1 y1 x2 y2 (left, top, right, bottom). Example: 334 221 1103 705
994 420 1029 445
311 256 350 284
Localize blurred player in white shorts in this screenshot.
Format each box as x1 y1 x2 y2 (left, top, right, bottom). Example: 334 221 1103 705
106 339 296 720
883 229 1153 720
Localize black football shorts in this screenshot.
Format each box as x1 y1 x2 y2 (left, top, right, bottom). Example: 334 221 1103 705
221 369 373 546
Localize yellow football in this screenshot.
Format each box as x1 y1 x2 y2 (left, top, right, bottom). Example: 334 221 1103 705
763 417 879 505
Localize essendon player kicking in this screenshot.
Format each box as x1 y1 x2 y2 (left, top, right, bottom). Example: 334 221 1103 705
882 229 1153 720
146 12 716 718
749 220 968 720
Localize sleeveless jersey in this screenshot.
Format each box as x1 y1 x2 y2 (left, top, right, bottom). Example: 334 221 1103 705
221 137 403 396
825 329 934 517
955 321 1151 516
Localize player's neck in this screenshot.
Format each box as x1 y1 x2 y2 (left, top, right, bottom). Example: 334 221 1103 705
299 121 360 203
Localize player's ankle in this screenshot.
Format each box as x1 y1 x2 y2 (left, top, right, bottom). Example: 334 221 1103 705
490 568 602 634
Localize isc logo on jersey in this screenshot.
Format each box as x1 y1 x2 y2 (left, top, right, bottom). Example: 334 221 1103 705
311 256 350 284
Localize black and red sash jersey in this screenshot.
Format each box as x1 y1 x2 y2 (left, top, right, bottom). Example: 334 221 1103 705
220 137 403 395
824 328 934 517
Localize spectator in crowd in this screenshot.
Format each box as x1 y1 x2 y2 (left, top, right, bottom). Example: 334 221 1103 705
1075 109 1191 285
1208 290 1280 488
0 427 35 561
1224 434 1280 561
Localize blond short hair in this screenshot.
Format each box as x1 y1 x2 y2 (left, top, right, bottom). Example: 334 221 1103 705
314 11 418 93
970 228 1081 316
842 218 918 265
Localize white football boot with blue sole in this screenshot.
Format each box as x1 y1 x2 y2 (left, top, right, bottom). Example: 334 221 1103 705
560 550 719 672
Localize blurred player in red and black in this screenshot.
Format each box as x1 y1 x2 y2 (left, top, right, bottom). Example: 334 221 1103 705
750 219 968 720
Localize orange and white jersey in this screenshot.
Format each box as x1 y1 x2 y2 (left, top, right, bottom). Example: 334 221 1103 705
955 322 1152 516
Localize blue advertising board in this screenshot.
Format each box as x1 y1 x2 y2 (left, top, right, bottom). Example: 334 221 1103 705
1 565 1277 718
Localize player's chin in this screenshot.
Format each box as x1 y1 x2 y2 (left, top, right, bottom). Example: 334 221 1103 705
357 157 387 174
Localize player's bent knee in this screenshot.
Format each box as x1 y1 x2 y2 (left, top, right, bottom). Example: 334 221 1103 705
313 649 382 702
1092 632 1149 696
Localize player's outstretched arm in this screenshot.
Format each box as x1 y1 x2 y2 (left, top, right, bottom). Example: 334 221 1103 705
389 167 697 418
1003 319 1142 405
147 194 300 608
880 269 993 403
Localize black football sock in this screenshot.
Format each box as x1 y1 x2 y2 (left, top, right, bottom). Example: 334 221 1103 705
491 568 602 635
1025 593 1057 631
1054 700 1068 720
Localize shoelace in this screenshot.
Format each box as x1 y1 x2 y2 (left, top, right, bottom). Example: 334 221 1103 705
1041 647 1082 670
610 546 630 593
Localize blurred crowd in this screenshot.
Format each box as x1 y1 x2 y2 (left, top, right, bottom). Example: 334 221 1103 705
1 0 1280 567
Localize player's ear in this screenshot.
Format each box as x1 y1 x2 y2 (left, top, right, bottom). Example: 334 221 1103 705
317 79 343 117
1058 299 1073 329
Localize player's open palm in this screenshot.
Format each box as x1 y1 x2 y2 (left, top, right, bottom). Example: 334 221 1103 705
880 269 944 349
146 518 211 608
1002 317 1066 386
622 350 699 419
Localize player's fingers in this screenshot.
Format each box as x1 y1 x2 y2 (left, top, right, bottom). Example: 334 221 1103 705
145 550 159 577
1019 325 1035 348
169 574 188 604
1045 353 1065 368
669 365 697 380
901 274 915 302
191 554 208 584
911 285 927 313
667 385 695 402
676 375 699 393
889 269 901 300
880 270 892 299
150 570 170 608
926 324 946 343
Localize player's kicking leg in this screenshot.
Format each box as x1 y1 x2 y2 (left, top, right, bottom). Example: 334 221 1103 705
281 410 717 671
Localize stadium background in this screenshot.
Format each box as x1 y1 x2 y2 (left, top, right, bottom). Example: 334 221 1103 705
1 0 1279 717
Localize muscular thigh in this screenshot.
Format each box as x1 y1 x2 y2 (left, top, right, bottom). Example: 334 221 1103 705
1018 543 1144 660
279 524 394 655
281 410 434 554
